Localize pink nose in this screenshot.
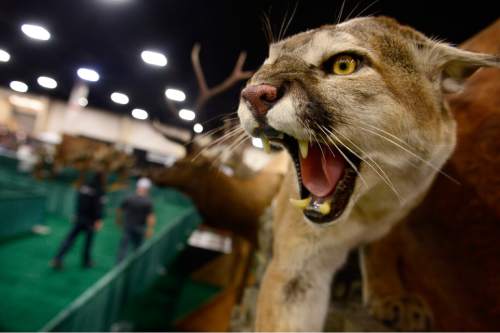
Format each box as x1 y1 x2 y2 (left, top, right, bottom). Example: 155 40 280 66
241 84 279 116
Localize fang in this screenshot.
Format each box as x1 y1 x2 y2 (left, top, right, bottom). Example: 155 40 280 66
289 197 311 209
318 201 331 215
262 136 271 153
299 140 309 159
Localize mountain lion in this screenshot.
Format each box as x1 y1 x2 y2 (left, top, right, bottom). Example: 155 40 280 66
237 16 499 331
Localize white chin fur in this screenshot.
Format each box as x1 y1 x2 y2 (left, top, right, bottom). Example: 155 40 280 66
237 103 259 134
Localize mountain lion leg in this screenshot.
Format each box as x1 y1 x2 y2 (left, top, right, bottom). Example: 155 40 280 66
360 232 433 331
255 240 349 331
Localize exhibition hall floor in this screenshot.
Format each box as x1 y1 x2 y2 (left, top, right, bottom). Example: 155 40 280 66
0 205 212 331
0 214 121 331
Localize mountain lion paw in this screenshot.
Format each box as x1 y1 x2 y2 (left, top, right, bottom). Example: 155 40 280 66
368 294 433 331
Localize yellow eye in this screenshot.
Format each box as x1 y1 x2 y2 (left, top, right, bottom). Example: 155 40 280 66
332 55 357 75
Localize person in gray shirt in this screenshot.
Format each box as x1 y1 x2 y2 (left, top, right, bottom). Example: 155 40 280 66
116 177 156 262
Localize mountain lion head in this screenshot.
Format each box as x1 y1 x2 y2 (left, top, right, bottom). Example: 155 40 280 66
238 16 499 225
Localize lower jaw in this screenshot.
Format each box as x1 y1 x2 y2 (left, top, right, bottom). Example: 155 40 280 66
281 136 360 224
303 197 348 224
298 164 359 224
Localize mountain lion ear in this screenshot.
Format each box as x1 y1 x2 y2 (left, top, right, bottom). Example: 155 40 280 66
435 45 500 93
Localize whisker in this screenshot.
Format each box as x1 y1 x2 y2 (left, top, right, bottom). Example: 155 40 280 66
318 132 369 203
315 133 328 162
302 119 327 162
265 9 276 42
314 124 337 158
196 122 237 141
355 0 379 18
353 120 416 150
338 118 423 171
210 131 247 162
208 127 245 149
317 125 369 190
225 134 250 158
282 1 299 40
198 111 238 128
344 1 361 22
193 124 241 149
298 118 314 145
277 6 289 41
336 0 347 24
192 113 239 141
325 126 402 202
341 114 458 183
356 125 459 184
210 133 249 169
260 14 273 44
191 127 245 162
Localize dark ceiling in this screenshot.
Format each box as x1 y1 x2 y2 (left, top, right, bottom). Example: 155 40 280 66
0 0 497 132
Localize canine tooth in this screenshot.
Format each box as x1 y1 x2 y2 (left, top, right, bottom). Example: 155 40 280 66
261 136 271 153
318 201 331 215
299 140 309 159
289 197 311 209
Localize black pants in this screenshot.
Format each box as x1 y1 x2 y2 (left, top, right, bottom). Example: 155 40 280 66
54 219 95 265
116 227 144 263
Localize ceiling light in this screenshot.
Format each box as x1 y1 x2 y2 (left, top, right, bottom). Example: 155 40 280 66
21 24 51 41
252 137 263 149
193 123 203 133
165 88 186 102
111 92 129 105
141 50 167 67
132 108 148 120
0 49 10 62
78 97 88 107
9 81 28 93
101 0 131 4
178 109 195 121
77 68 100 82
9 95 45 111
37 76 57 89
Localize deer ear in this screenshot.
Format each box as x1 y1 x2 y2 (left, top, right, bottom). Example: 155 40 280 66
436 45 500 93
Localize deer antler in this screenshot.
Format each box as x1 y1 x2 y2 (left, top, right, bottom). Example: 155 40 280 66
191 43 253 112
157 43 253 142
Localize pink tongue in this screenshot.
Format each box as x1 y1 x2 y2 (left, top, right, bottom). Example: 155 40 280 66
300 144 345 197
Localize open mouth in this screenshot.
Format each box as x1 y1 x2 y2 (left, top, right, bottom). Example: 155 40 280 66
260 129 360 224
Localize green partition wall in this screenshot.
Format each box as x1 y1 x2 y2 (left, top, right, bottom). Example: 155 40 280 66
0 153 203 332
0 189 46 237
42 208 200 332
0 171 47 238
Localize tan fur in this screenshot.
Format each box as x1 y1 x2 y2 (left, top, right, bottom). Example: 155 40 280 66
237 16 499 331
362 20 500 331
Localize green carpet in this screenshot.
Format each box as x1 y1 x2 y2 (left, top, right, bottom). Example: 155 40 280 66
118 266 221 331
0 195 190 332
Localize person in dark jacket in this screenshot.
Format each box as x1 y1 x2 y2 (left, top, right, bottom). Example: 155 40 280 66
51 172 106 269
116 177 155 263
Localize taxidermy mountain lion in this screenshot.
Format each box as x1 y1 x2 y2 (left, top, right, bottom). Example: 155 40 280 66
237 16 499 331
363 20 500 331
